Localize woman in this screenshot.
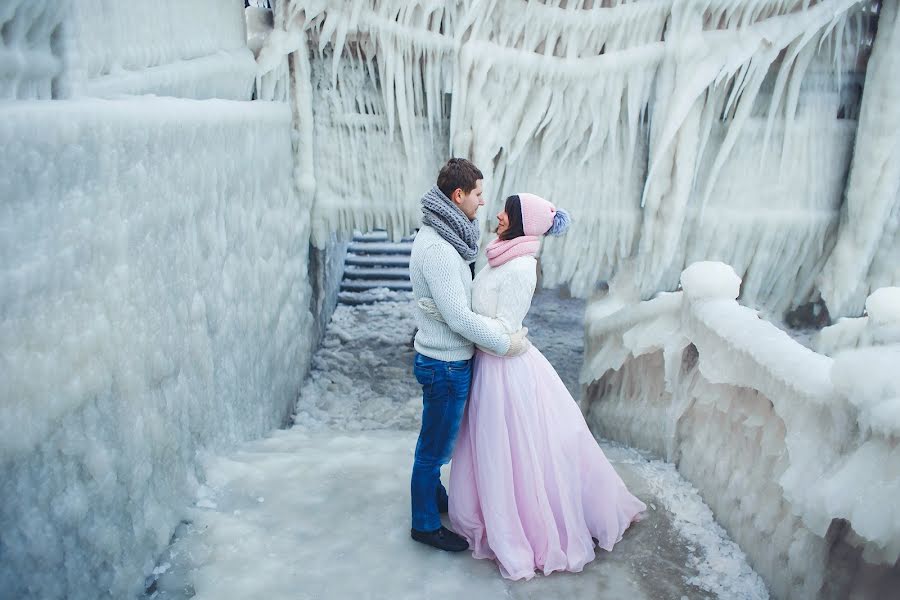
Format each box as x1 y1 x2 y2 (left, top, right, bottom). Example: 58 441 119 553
421 193 645 580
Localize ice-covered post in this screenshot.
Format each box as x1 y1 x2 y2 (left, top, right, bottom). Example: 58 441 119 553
827 328 900 565
865 287 900 327
865 286 900 346
680 261 742 304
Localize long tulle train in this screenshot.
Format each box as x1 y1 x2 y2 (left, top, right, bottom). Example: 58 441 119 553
449 346 646 580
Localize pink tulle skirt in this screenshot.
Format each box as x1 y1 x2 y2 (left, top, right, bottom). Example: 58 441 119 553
448 346 646 580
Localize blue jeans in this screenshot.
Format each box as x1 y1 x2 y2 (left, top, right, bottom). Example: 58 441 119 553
410 352 472 532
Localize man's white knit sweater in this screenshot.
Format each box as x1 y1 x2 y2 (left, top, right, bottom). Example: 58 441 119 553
410 225 511 361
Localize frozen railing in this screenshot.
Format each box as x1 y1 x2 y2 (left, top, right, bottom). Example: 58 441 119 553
815 287 900 355
582 261 900 599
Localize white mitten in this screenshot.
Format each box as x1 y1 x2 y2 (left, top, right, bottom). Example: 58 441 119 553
417 297 446 323
505 327 530 356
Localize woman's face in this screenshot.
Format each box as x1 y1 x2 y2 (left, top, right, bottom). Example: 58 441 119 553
495 209 509 237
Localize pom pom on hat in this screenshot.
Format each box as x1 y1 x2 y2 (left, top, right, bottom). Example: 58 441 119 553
517 192 570 237
546 208 570 236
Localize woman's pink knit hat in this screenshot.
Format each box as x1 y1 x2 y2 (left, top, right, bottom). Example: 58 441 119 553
518 193 557 236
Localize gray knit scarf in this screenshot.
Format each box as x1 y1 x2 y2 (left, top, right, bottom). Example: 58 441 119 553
420 185 480 262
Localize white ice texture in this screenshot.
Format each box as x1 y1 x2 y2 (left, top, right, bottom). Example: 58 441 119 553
4 0 900 598
0 97 313 600
581 261 900 598
271 0 897 317
681 262 742 300
145 295 766 600
0 2 313 597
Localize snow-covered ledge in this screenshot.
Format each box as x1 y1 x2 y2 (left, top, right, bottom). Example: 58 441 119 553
815 287 900 355
582 262 900 599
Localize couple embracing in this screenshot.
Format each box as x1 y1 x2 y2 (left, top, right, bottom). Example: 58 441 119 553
408 158 646 580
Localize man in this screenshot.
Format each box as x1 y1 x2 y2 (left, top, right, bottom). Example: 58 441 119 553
408 158 529 551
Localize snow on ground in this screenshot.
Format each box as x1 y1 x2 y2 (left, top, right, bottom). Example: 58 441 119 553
144 290 768 599
292 298 421 431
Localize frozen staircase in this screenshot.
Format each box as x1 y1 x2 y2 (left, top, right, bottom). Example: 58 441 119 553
338 230 415 305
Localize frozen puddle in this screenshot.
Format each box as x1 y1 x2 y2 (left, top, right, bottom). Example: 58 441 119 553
145 292 768 599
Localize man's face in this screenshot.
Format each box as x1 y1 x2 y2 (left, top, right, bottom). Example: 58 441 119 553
454 180 485 220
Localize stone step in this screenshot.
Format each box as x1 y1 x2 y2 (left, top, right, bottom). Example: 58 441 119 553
345 254 410 268
347 241 413 255
337 290 412 306
340 279 413 292
352 231 416 243
343 267 411 280
352 231 390 242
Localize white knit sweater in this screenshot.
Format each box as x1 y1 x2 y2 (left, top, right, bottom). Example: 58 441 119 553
471 255 537 354
410 226 511 361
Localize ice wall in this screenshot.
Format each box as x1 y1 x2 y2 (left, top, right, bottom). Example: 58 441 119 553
1 2 316 599
272 2 457 245
582 262 900 599
67 0 256 100
0 98 311 600
272 0 883 317
817 0 900 318
306 48 451 245
0 0 68 99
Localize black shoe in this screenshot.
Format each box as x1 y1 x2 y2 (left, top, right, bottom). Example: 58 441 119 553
411 526 469 552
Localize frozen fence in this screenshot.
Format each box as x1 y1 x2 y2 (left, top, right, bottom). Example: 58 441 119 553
582 261 900 599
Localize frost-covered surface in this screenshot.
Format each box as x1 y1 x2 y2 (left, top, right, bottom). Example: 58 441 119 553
0 0 68 99
814 315 871 355
827 345 900 563
306 49 450 245
817 0 900 317
0 98 312 599
145 291 767 600
609 445 769 599
1 0 255 101
307 235 352 343
266 0 883 316
68 0 255 99
294 288 584 431
74 49 257 100
142 431 769 600
866 286 900 325
583 261 900 598
293 300 422 431
338 287 415 305
815 286 900 354
681 262 741 300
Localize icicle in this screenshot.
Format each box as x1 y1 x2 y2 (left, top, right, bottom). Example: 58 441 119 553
818 0 900 316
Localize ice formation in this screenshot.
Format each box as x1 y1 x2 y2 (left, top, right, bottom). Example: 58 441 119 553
0 0 66 100
264 0 895 318
815 286 900 354
817 0 900 317
1 2 315 599
4 0 899 598
142 292 767 600
582 261 900 598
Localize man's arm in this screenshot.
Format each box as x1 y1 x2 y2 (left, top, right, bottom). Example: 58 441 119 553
421 248 511 355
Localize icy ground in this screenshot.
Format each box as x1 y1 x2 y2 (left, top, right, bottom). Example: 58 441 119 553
144 290 768 600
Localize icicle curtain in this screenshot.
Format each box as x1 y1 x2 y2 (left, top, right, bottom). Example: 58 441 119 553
279 0 880 315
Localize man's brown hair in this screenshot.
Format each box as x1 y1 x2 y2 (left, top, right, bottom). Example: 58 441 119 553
437 158 484 200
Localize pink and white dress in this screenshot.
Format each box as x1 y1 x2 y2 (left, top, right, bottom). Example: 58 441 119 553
448 255 646 580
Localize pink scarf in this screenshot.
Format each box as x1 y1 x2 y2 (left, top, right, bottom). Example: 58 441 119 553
485 235 541 267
